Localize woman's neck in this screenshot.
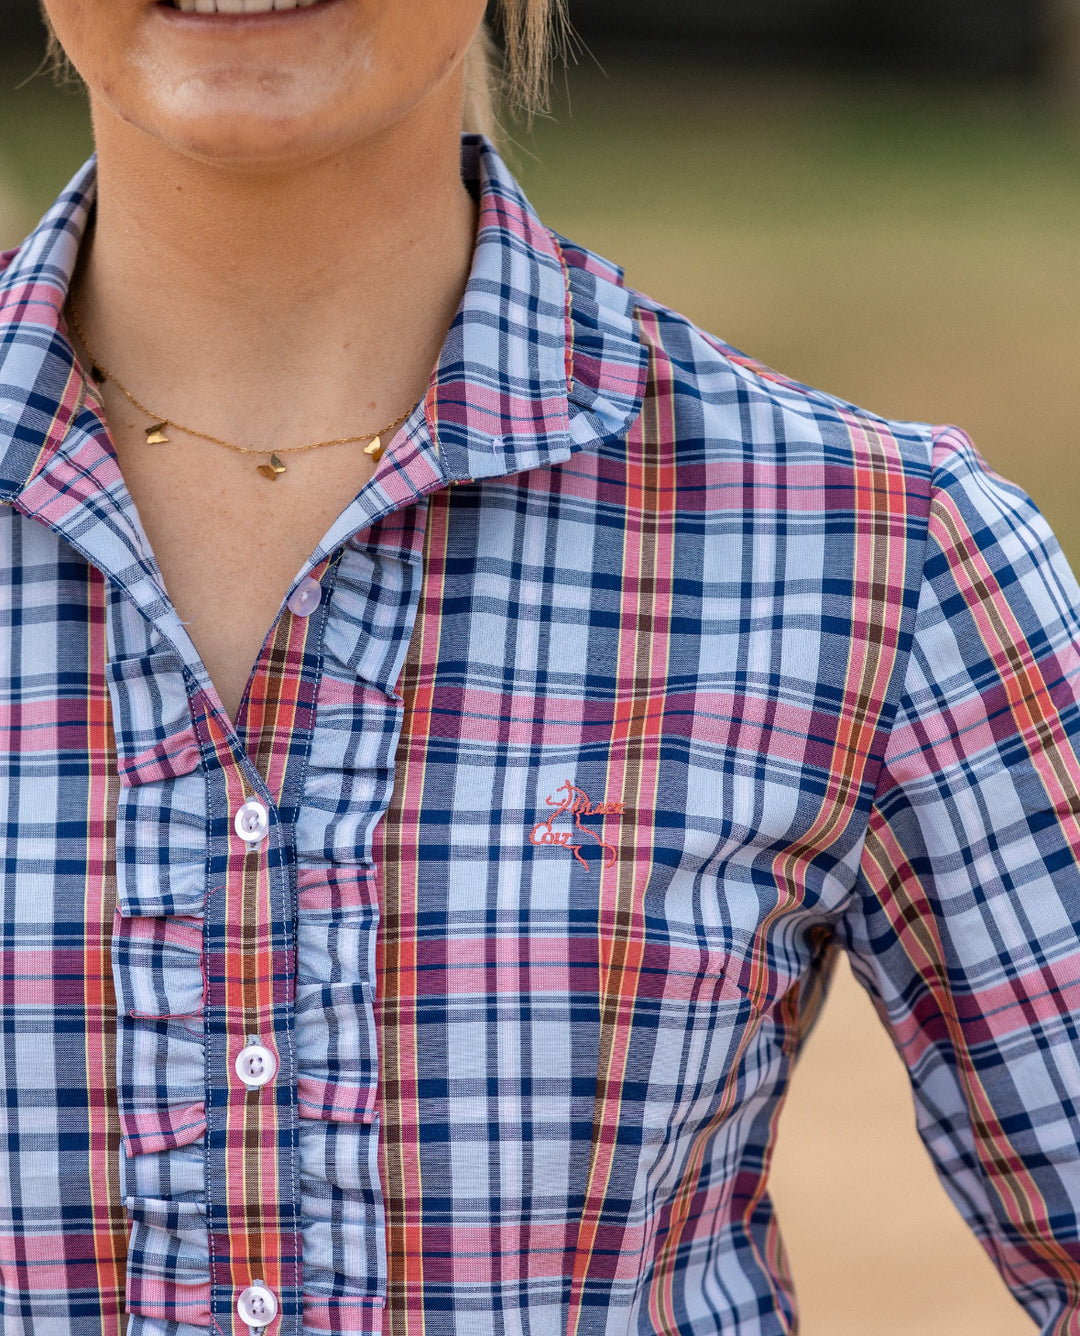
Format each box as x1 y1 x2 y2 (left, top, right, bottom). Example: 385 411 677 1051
75 87 478 448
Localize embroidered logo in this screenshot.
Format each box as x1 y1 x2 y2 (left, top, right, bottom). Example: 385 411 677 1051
529 781 626 870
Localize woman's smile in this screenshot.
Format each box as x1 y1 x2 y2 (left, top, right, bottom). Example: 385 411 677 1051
160 0 343 21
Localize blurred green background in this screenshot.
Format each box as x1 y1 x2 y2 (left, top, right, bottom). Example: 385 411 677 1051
0 9 1075 1332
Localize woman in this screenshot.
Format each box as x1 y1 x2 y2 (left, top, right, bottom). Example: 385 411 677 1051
2 2 1079 1333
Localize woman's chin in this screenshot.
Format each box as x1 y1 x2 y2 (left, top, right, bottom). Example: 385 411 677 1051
106 78 381 170
99 0 383 167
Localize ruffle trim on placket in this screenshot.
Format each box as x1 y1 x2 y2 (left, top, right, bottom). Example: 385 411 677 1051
112 909 207 1155
292 534 426 1324
295 536 422 871
296 866 380 1125
298 874 385 1328
106 649 209 919
123 1196 212 1327
293 537 410 1135
300 1116 388 1324
106 643 211 1327
294 867 387 1327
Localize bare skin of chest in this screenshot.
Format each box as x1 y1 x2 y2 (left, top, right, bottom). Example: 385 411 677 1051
107 411 378 724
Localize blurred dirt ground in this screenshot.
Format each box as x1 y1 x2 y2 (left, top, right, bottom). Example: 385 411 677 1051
771 960 1032 1334
2 50 1072 1334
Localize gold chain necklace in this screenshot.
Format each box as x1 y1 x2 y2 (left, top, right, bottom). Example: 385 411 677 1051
66 298 415 481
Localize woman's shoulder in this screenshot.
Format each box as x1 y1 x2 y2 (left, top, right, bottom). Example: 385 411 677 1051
557 229 941 486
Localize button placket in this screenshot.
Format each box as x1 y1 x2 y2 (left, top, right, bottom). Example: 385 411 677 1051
207 770 301 1332
201 543 397 1332
205 764 302 1331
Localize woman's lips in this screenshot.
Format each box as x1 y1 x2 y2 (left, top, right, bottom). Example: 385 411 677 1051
163 0 334 14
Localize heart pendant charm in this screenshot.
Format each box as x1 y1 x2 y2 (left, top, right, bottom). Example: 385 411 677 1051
145 421 170 445
257 453 287 481
363 434 384 463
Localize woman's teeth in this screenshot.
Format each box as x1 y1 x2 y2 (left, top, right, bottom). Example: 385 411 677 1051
171 0 325 12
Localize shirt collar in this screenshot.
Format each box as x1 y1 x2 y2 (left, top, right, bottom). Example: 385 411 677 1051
433 136 648 481
0 158 96 499
0 136 647 555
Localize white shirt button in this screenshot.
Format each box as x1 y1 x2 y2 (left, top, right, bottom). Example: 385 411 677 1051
234 799 269 848
287 577 322 618
235 1038 277 1090
237 1281 278 1329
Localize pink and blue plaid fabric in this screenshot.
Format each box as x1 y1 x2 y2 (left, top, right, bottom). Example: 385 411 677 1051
0 136 1079 1336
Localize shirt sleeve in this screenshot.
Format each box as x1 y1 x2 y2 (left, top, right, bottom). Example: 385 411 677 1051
841 424 1080 1330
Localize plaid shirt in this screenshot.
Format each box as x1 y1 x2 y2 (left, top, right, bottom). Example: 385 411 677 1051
0 135 1079 1336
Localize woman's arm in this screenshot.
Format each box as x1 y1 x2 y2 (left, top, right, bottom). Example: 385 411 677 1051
844 424 1080 1330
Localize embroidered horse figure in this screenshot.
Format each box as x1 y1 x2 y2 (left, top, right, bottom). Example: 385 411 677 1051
529 781 625 870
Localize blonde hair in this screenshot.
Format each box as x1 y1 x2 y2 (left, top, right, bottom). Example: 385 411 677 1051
455 0 571 140
42 1 565 140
